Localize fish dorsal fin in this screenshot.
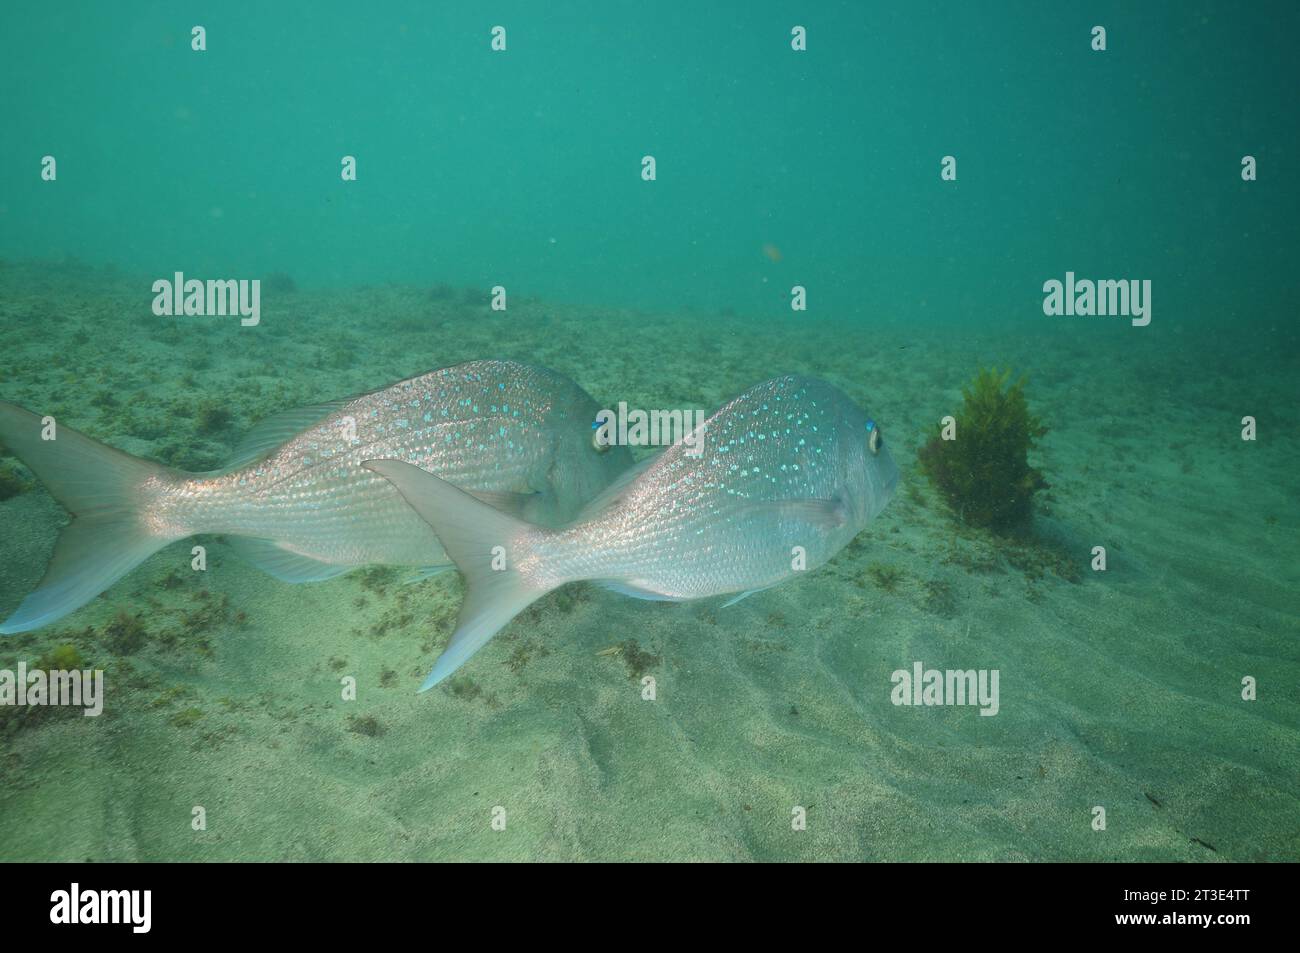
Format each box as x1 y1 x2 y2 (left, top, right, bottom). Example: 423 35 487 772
226 400 353 466
221 368 477 468
575 452 663 521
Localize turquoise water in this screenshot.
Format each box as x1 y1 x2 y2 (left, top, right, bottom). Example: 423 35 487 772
5 2 1295 320
0 2 1296 861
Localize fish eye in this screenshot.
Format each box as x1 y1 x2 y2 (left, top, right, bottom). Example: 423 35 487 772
866 419 883 455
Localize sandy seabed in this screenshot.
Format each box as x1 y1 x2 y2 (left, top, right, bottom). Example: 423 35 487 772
0 260 1295 861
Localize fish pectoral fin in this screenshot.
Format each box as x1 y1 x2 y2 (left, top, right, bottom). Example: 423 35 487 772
744 497 848 530
465 488 541 520
228 538 353 583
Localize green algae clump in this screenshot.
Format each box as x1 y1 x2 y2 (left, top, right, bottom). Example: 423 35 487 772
194 400 233 435
104 610 148 655
39 643 84 671
917 368 1048 534
0 461 30 501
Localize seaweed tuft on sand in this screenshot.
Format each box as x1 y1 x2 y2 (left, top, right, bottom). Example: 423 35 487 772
0 460 30 501
918 368 1048 534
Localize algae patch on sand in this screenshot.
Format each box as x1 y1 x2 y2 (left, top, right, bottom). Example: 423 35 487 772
918 368 1048 534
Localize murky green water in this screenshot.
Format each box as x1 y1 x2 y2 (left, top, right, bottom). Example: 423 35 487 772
0 2 1295 861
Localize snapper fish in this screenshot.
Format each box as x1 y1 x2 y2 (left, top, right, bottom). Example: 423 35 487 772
366 374 900 689
0 360 632 634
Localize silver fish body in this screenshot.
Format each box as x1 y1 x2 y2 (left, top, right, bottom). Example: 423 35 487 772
150 360 630 569
0 360 631 633
367 374 900 688
531 374 899 598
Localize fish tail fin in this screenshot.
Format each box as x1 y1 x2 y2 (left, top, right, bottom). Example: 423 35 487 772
0 401 181 634
363 459 558 690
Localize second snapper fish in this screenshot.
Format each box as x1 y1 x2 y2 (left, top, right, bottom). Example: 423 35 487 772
0 360 632 634
367 374 900 689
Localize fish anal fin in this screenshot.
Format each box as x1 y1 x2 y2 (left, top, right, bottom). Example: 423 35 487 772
403 565 452 585
597 580 685 602
228 538 352 583
720 586 776 608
